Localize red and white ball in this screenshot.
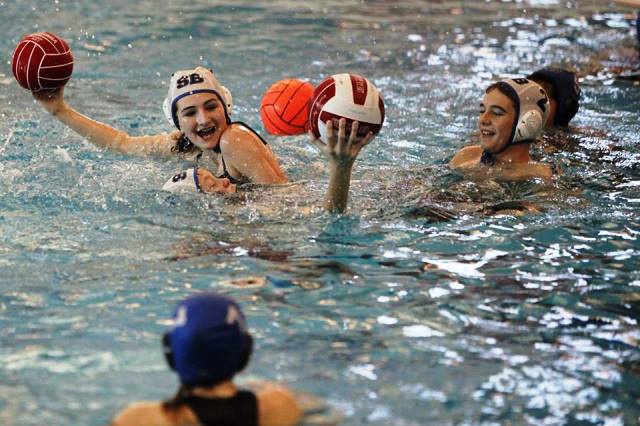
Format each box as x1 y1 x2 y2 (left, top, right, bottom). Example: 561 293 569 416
12 32 74 91
309 73 385 143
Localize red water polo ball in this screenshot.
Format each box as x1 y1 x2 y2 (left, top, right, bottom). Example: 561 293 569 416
260 79 314 136
12 32 74 91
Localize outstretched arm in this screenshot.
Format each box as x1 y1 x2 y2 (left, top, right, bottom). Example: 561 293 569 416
33 88 175 156
310 119 374 213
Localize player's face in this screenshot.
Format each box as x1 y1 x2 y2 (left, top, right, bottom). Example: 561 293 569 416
177 93 228 150
478 89 516 154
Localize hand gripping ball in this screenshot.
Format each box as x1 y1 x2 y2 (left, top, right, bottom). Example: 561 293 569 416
309 73 385 143
260 78 314 136
12 32 74 91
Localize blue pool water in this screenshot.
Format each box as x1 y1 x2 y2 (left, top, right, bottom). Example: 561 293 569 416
1 1 639 425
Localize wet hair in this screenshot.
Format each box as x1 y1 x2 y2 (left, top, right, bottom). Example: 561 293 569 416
171 134 195 153
161 385 192 419
485 82 518 109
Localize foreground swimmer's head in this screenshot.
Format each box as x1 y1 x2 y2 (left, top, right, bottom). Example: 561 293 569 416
163 293 253 387
162 167 237 194
479 78 549 165
527 67 580 126
163 67 234 150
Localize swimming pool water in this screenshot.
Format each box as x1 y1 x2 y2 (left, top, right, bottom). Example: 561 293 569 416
1 1 639 425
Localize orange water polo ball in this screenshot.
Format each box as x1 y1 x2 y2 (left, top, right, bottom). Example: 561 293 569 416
260 78 314 136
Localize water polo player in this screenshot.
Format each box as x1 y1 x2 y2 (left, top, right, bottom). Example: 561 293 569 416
33 66 288 185
527 67 581 127
450 78 554 181
111 293 301 426
164 117 375 213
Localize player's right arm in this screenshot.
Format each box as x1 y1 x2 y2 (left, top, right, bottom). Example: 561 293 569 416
33 88 177 157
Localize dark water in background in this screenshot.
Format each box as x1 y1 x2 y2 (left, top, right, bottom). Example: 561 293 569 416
0 1 639 425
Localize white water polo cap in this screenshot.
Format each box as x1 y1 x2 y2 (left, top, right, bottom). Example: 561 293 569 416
495 78 550 144
163 67 233 129
162 167 201 193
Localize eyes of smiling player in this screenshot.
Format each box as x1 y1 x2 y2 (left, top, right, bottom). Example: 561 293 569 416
179 98 221 118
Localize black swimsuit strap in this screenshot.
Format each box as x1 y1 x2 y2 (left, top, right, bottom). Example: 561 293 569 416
216 154 241 183
213 122 269 184
185 122 269 183
230 121 269 147
180 390 258 426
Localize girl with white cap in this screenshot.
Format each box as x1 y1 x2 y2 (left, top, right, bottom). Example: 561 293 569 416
162 115 373 213
33 67 369 211
449 78 554 181
33 67 286 187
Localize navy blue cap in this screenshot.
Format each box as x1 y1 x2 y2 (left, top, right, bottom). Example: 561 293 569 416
527 67 580 126
167 293 252 386
636 12 639 47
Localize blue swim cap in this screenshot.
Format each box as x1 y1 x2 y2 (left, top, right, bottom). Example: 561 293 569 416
164 293 252 387
527 67 580 126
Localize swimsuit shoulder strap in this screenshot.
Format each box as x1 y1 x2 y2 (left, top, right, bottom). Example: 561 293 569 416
212 122 269 184
230 121 269 146
181 390 258 426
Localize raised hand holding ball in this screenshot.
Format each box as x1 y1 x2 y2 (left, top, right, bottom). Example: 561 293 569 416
12 32 74 91
309 73 384 144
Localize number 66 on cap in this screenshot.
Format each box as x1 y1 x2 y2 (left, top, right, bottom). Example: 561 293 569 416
308 73 385 143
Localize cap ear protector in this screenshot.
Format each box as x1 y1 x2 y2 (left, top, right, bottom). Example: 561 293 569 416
491 78 549 145
163 67 233 130
221 85 233 115
527 67 580 126
515 109 544 142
